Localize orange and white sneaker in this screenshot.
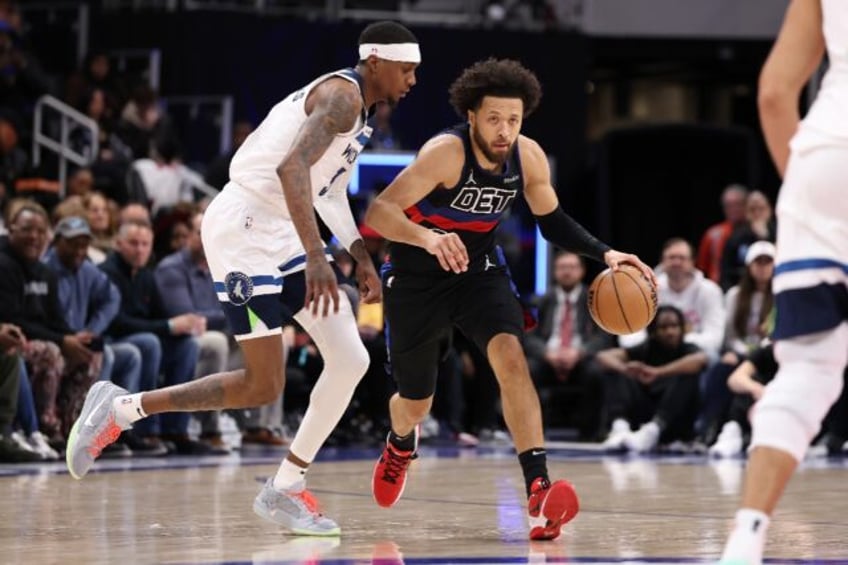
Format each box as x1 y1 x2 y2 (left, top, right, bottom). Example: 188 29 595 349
527 477 580 540
371 428 418 508
66 381 131 479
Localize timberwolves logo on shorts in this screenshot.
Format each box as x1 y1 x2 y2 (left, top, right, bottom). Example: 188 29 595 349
224 271 253 305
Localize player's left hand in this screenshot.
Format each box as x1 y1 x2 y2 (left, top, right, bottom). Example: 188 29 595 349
603 250 658 287
355 261 382 304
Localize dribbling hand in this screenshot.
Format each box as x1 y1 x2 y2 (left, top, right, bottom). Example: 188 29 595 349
603 250 658 287
304 253 340 317
425 232 469 273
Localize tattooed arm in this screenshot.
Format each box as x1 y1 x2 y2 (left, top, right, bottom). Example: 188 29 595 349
277 79 362 316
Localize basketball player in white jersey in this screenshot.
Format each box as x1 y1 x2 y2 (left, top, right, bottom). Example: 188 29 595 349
65 21 421 536
719 1 848 563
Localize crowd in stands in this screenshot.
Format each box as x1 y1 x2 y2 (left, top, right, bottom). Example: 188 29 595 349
1 1 845 465
532 185 847 458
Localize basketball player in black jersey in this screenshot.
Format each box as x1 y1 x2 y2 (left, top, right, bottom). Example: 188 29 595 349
364 59 656 540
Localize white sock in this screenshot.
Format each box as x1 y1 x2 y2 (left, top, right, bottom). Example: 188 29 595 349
720 508 770 564
273 458 308 491
112 393 147 426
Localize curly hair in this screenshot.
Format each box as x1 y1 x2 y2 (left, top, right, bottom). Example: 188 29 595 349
448 58 542 118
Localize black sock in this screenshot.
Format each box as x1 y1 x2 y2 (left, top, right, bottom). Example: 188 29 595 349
389 429 416 452
518 448 549 496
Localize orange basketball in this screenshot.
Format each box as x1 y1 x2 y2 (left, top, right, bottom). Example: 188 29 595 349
587 264 658 335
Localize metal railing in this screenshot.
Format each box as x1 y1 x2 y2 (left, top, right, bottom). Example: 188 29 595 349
32 95 99 199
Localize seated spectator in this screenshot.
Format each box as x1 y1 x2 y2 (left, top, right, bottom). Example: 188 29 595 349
127 133 202 217
65 167 96 199
724 241 775 360
101 220 211 455
117 82 170 159
709 344 775 458
620 238 725 361
711 344 848 458
11 356 59 459
82 191 117 264
0 323 42 462
51 195 86 225
152 206 192 264
119 201 151 226
69 88 133 204
699 240 775 445
720 190 776 291
597 305 707 453
0 110 28 208
65 51 126 120
696 184 748 284
42 217 144 427
525 250 612 440
154 210 232 453
0 201 102 440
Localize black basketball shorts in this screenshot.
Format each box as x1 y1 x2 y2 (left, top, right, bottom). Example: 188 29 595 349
382 266 524 400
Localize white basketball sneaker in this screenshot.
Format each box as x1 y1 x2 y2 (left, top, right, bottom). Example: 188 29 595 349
253 479 340 536
66 381 132 479
601 418 631 451
624 421 660 453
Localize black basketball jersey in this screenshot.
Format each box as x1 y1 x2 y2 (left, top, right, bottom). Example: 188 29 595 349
388 123 524 275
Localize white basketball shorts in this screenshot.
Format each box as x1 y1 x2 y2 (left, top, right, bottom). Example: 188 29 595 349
201 183 332 341
772 144 848 340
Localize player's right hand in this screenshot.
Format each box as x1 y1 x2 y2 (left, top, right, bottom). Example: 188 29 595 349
425 232 469 274
603 250 658 288
304 253 340 317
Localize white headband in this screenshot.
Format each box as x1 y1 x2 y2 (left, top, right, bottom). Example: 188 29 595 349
358 42 421 64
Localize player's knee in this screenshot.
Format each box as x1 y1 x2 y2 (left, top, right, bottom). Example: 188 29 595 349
752 357 844 461
398 396 433 423
255 379 284 405
243 367 284 405
335 341 371 381
326 341 370 382
489 341 529 383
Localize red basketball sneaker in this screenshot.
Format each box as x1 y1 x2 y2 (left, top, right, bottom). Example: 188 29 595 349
372 429 418 508
527 477 580 540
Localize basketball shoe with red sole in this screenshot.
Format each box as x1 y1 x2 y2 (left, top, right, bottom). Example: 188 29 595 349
527 477 580 540
372 428 418 508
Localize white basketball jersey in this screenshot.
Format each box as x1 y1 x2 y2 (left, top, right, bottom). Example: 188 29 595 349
228 68 372 213
793 0 848 149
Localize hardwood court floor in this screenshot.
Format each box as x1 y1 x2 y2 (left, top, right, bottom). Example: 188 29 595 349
1 447 847 564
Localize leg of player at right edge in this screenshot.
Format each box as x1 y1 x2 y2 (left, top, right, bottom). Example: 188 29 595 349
719 325 848 564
